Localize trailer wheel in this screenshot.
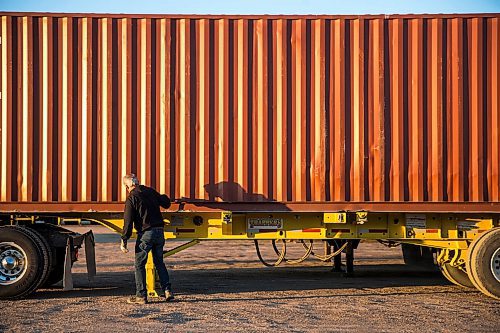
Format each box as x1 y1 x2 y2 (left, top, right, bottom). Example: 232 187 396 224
465 228 497 292
25 227 54 288
0 226 48 299
439 263 475 289
29 223 76 287
467 228 500 299
41 247 65 287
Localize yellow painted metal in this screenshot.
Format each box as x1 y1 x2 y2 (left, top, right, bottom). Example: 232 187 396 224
163 240 200 258
437 248 447 264
94 212 495 248
397 240 469 250
88 218 124 234
323 212 347 223
146 252 159 298
436 248 468 267
356 211 368 224
55 211 497 299
143 240 201 299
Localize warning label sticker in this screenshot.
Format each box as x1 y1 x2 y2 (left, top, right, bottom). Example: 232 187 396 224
405 214 426 229
169 215 184 226
457 221 478 231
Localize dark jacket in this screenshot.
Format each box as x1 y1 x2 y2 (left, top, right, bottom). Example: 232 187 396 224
121 185 171 241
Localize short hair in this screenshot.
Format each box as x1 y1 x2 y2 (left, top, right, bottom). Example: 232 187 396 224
123 173 140 187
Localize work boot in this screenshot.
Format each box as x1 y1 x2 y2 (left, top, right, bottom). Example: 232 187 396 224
127 296 148 305
164 290 175 302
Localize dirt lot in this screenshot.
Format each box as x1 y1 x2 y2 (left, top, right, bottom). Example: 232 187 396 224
2 225 499 332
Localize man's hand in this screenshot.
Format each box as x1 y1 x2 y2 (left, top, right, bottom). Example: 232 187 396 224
175 197 191 205
120 239 129 253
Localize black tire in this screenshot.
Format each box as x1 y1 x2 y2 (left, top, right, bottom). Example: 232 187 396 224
16 227 52 290
29 223 75 287
467 228 500 299
41 247 65 287
402 244 436 268
464 228 497 291
439 263 475 288
30 223 81 288
0 226 48 299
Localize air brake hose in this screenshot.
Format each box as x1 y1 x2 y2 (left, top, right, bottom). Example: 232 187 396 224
254 240 287 267
255 239 348 266
271 240 314 264
307 241 348 262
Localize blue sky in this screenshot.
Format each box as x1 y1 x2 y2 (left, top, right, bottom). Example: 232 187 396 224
0 0 499 15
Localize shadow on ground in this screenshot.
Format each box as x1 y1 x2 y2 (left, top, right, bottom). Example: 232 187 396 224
32 264 461 301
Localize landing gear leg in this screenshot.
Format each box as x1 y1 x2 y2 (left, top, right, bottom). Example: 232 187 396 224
146 252 159 298
329 240 343 272
344 240 354 276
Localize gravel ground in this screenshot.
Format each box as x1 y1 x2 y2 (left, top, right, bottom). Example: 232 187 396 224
2 225 499 332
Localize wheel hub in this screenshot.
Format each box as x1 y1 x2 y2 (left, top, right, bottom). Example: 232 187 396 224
491 247 500 283
2 256 18 270
0 242 27 285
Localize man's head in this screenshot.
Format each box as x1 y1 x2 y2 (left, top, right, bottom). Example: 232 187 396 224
123 173 140 192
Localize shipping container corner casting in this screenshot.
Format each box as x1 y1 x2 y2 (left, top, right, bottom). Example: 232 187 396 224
0 12 499 300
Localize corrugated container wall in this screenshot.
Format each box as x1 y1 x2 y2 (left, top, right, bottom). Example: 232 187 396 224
0 13 499 208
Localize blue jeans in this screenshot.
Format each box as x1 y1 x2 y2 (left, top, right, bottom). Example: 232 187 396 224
134 227 171 297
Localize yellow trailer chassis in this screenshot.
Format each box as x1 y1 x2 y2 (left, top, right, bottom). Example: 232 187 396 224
1 210 499 300
91 210 499 299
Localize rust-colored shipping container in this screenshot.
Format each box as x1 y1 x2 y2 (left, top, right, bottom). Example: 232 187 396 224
2 13 500 303
0 12 499 212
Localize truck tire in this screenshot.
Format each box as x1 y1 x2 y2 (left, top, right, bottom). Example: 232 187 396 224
29 223 81 288
0 226 49 299
27 227 55 287
465 227 497 292
467 227 500 299
439 263 475 288
41 247 65 287
402 244 436 269
29 223 72 287
17 227 53 289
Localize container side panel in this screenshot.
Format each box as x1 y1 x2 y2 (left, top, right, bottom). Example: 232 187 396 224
0 14 499 211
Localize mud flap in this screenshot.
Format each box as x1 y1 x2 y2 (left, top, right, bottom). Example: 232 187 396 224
85 231 96 281
63 231 96 291
63 237 74 291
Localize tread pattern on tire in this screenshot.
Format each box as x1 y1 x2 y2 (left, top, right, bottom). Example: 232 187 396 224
41 247 65 287
31 223 75 287
440 263 475 289
15 227 53 290
0 227 40 299
466 228 498 295
1 226 51 299
467 228 500 299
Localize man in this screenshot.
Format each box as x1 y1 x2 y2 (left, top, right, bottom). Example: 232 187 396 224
120 173 174 304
